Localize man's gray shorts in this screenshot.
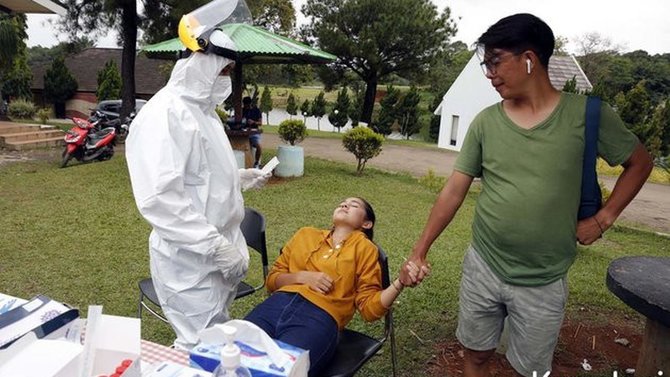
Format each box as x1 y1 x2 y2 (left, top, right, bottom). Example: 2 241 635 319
456 246 568 377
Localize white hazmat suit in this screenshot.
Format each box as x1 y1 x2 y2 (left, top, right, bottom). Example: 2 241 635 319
126 51 267 349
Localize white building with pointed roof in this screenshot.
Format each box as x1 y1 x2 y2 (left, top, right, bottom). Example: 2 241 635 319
434 54 592 151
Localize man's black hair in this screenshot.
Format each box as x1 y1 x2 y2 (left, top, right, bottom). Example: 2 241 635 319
477 13 555 67
243 96 252 105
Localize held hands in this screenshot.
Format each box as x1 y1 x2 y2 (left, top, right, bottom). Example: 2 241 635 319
238 168 271 191
399 256 431 288
299 271 335 294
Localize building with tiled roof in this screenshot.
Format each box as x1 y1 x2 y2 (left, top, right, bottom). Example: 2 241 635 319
31 48 169 118
434 54 593 151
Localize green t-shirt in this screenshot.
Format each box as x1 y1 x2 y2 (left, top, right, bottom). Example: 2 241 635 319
455 93 638 286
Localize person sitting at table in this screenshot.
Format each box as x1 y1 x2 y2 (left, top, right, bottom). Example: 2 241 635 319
244 197 428 376
242 96 263 168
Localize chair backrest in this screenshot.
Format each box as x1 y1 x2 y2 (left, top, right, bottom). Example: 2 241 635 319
235 207 270 299
240 207 270 276
376 246 394 343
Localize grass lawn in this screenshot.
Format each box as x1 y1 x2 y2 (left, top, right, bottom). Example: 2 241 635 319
0 151 668 376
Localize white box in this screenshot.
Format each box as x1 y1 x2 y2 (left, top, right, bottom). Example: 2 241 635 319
0 314 141 377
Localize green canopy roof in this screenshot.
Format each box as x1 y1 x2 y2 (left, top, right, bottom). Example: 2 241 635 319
142 23 336 64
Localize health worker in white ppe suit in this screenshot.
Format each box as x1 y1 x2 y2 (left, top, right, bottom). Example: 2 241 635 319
125 25 269 349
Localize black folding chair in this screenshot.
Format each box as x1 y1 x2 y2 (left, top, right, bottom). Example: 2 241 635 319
320 245 397 377
137 207 270 322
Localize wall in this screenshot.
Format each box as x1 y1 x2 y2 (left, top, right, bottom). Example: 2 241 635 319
436 54 502 151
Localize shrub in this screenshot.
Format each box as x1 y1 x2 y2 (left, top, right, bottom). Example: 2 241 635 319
96 60 121 101
8 99 36 120
36 107 51 124
215 106 229 123
278 119 307 146
418 169 447 193
44 56 78 103
342 126 384 175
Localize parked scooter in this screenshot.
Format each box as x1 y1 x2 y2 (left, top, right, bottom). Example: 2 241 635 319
60 117 116 168
88 110 134 143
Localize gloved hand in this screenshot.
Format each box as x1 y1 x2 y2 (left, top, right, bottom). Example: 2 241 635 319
238 168 271 191
213 238 249 282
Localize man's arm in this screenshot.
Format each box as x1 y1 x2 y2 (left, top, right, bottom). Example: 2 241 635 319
400 171 474 285
577 143 653 245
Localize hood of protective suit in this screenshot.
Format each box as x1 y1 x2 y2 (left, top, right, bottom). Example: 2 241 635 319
166 52 233 110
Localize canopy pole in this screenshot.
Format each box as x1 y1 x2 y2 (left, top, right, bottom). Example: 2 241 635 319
233 61 243 122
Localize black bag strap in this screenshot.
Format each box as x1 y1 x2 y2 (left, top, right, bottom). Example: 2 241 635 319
579 96 602 219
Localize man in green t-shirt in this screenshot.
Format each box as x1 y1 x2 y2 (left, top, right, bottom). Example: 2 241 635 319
399 13 653 377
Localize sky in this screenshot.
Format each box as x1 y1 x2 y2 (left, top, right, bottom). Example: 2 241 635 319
26 0 670 55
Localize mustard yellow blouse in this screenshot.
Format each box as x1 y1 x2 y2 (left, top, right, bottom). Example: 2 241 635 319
266 227 387 329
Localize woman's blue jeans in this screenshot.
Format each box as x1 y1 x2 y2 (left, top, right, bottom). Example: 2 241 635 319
244 292 339 376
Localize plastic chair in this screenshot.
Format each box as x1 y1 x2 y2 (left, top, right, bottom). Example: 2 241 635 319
320 246 397 377
137 207 270 322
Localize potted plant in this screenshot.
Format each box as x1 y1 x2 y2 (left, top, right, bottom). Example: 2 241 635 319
276 119 307 177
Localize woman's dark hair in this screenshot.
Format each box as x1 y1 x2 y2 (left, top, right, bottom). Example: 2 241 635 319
477 13 554 67
356 197 376 240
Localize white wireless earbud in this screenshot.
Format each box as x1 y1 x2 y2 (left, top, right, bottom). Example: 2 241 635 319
526 59 532 74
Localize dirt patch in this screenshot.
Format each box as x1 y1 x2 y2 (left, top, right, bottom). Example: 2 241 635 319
0 149 61 166
427 312 643 377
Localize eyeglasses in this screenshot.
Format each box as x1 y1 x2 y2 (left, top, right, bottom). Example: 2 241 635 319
479 52 518 76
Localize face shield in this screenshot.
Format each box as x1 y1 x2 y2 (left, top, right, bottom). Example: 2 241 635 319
178 0 252 58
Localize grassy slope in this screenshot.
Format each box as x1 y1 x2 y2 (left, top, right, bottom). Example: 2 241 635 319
0 151 668 376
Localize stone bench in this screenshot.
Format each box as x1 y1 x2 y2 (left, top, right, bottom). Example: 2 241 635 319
606 256 670 375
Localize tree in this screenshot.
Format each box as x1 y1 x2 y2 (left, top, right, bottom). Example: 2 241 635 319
97 60 122 101
60 0 138 119
554 35 570 56
44 57 78 118
247 0 296 36
397 86 421 139
300 99 311 123
286 92 298 119
303 0 457 123
0 14 28 109
28 37 95 66
342 126 384 175
348 86 364 127
652 99 670 158
328 86 350 132
142 0 296 44
310 91 327 131
259 86 273 124
649 99 670 159
562 76 578 93
614 81 664 156
616 81 651 127
575 32 623 56
2 45 32 100
375 85 400 136
425 41 472 100
0 14 25 73
426 94 443 143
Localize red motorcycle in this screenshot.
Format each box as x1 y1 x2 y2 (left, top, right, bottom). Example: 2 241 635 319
60 117 116 168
